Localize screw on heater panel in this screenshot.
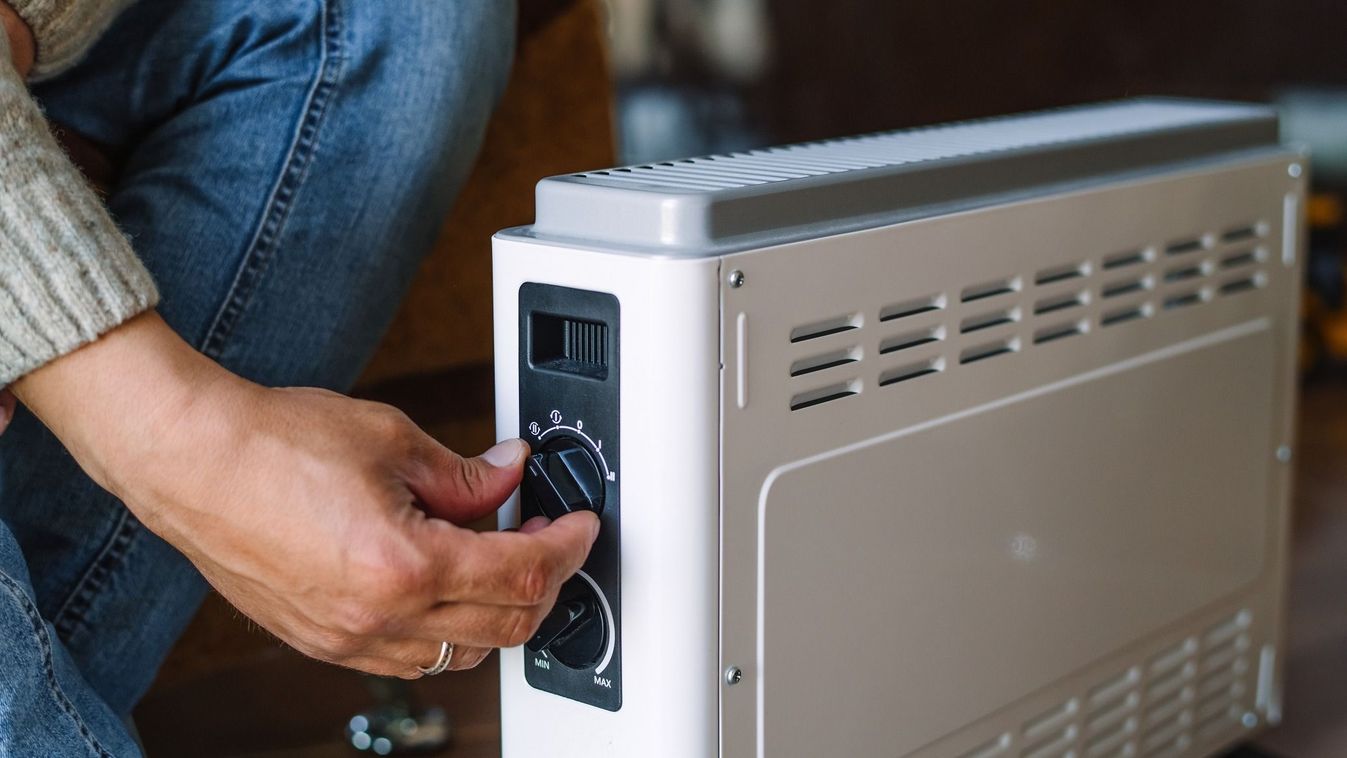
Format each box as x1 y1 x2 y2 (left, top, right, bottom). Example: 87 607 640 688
1276 445 1292 463
724 666 743 686
1288 163 1303 179
728 270 746 288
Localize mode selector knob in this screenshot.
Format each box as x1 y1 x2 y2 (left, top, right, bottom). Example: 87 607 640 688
524 437 605 519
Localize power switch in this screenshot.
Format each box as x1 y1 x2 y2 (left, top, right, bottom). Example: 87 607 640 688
524 437 606 519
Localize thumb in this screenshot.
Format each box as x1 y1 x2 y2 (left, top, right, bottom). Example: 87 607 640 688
411 438 529 525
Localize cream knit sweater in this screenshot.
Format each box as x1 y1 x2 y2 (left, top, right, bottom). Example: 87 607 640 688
0 0 156 387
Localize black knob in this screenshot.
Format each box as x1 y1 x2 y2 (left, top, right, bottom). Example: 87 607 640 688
524 437 605 519
526 577 606 669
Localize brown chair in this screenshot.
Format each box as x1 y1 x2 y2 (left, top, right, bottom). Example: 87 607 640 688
147 0 616 697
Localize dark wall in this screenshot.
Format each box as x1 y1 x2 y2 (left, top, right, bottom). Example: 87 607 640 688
753 0 1347 141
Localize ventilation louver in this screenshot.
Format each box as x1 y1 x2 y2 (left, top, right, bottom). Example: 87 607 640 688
949 609 1255 758
786 219 1270 412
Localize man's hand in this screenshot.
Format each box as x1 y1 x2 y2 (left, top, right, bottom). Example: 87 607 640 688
0 2 35 78
13 312 600 676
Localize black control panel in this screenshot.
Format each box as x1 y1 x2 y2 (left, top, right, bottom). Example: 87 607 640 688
517 283 621 711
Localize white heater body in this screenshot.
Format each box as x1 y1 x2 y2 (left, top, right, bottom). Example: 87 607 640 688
493 99 1304 758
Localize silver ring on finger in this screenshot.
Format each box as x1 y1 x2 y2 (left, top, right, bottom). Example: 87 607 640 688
417 641 455 676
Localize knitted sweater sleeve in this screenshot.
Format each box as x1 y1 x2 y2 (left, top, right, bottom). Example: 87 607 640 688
9 0 136 80
0 3 158 386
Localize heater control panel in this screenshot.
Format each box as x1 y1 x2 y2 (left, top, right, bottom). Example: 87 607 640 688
516 283 621 711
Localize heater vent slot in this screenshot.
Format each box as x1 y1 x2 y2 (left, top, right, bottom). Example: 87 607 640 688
1150 638 1199 678
1163 263 1207 284
1022 724 1078 758
1220 224 1263 243
791 313 861 343
962 277 1021 303
1104 249 1152 270
880 294 945 322
1102 277 1152 299
1034 292 1087 315
1101 305 1151 327
880 358 943 387
1085 718 1138 758
1165 236 1206 256
1036 262 1090 285
1035 321 1086 345
1024 699 1079 741
790 348 860 377
1163 291 1206 311
1089 668 1142 712
962 309 1020 334
880 327 943 354
1088 696 1140 736
961 339 1019 365
1219 274 1264 297
1221 249 1264 269
1204 610 1251 647
790 380 859 411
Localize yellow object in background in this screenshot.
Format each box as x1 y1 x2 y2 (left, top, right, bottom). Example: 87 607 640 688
1309 193 1343 228
1302 192 1347 369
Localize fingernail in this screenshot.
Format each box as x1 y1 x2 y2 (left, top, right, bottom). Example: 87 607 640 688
481 439 525 467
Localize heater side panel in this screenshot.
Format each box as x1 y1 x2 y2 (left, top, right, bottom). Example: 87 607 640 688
718 152 1304 758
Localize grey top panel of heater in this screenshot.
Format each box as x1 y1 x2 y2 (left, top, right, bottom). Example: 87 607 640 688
510 98 1284 257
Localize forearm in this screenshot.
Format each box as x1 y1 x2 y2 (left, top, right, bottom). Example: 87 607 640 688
10 311 238 502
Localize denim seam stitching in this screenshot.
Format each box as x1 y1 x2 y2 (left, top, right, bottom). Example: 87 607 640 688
51 511 138 642
199 0 347 358
0 569 116 757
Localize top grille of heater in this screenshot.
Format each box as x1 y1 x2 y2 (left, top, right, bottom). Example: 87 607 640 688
519 98 1281 255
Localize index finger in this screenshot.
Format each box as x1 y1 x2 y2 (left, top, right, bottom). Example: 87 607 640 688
433 510 600 607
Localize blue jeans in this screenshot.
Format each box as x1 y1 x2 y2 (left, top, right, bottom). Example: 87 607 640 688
0 1 514 754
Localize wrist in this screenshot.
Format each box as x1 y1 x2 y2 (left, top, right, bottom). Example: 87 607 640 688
11 311 244 500
0 2 35 79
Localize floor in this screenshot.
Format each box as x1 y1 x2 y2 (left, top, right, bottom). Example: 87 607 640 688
133 374 1347 757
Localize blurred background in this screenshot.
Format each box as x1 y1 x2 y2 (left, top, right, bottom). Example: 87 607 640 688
130 0 1347 756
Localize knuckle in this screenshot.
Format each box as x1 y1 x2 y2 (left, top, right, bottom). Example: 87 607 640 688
386 556 433 597
336 602 393 638
353 544 434 603
364 401 414 442
515 557 553 606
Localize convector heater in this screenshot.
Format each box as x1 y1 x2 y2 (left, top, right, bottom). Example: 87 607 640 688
493 98 1303 758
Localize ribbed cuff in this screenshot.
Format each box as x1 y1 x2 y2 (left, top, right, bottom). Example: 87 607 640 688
7 0 135 79
0 50 157 386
